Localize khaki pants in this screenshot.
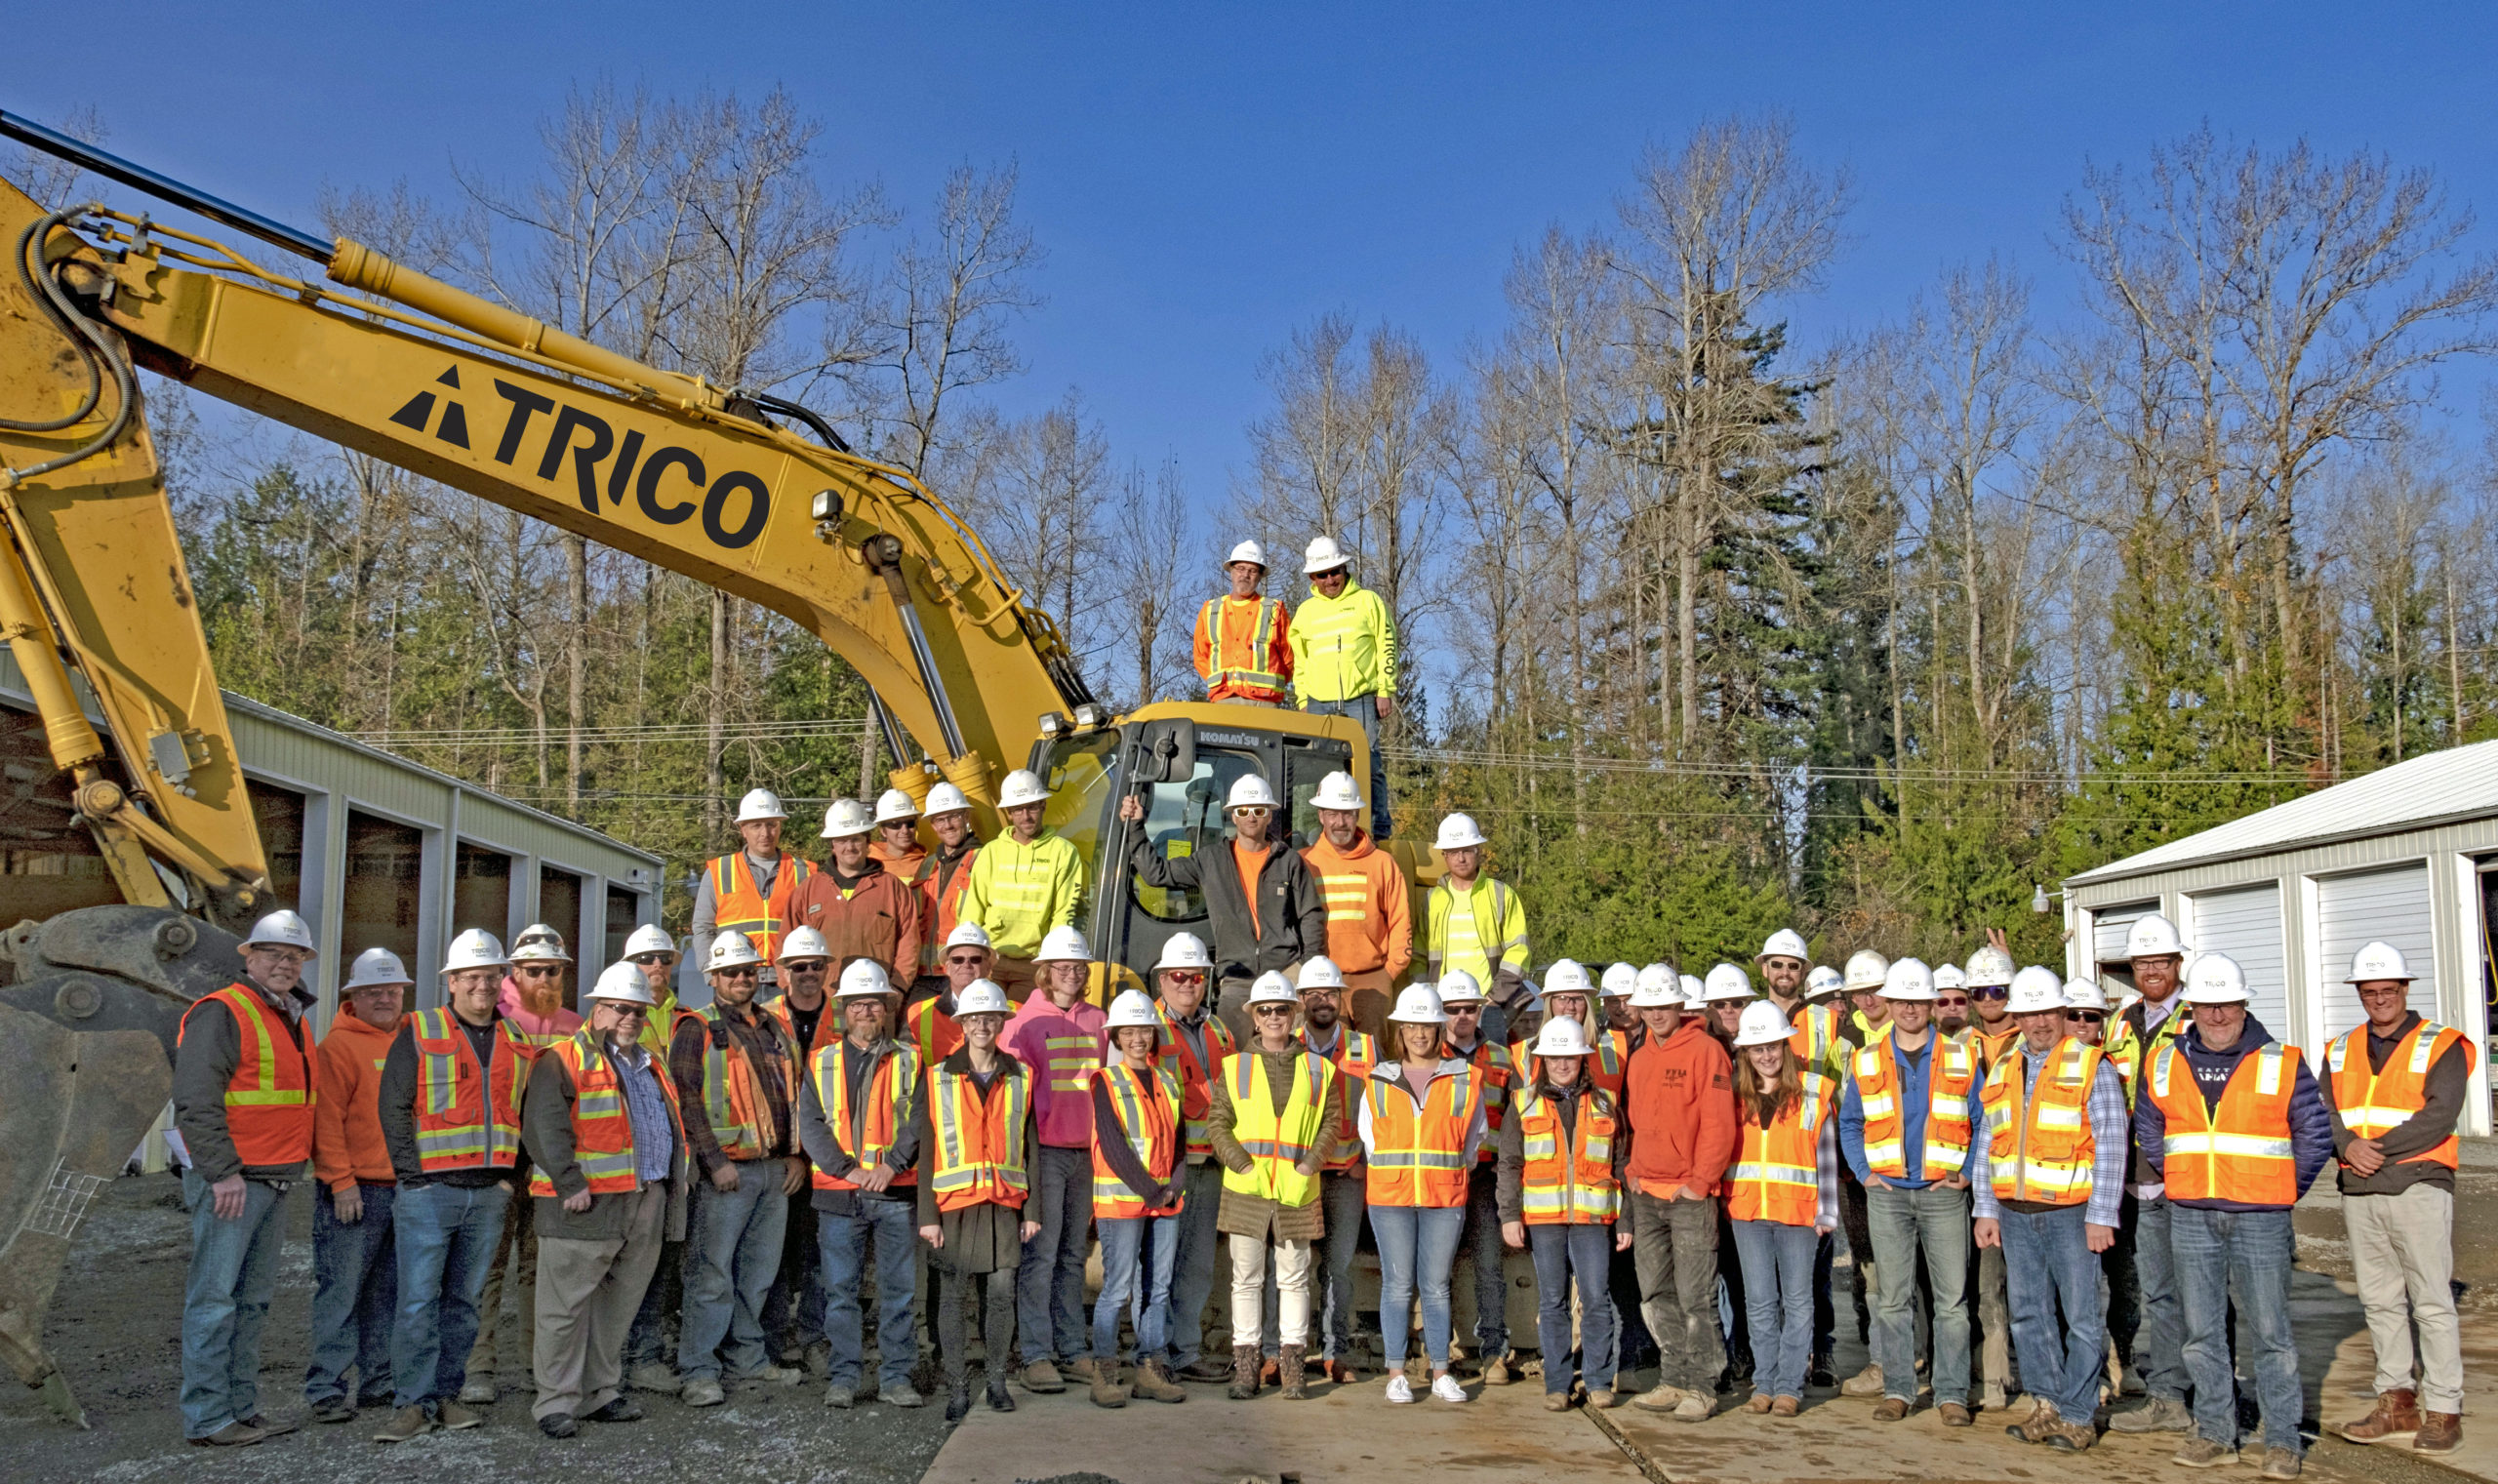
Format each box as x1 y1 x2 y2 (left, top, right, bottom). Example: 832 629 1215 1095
2349 1184 2463 1414
991 956 1040 1003
1229 1234 1313 1349
533 1185 666 1422
466 1186 534 1379
1342 967 1396 1043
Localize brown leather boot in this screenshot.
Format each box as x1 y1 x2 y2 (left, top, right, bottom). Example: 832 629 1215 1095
2339 1388 2421 1444
1227 1344 1262 1400
1280 1344 1308 1400
2415 1412 2462 1454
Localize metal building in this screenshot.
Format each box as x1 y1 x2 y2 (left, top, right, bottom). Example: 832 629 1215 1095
2061 736 2498 1135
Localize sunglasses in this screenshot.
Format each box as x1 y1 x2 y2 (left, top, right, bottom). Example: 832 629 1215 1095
1972 986 2009 1001
517 964 563 978
1936 996 1970 1008
1231 805 1273 818
1160 971 1208 985
716 966 759 981
630 952 673 966
946 954 988 967
1251 1004 1295 1017
605 1005 649 1020
2066 1011 2105 1025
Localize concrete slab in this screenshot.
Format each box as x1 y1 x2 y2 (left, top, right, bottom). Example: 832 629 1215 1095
2317 1279 2498 1481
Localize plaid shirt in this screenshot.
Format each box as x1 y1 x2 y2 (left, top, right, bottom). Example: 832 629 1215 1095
1970 1043 2128 1228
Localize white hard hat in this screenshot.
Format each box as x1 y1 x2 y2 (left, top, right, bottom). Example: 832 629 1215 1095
624 923 678 960
240 908 317 955
511 926 572 964
1227 539 1268 570
954 979 1011 1017
1631 965 1679 1007
1246 970 1298 1006
1932 963 1968 991
2063 978 2110 1013
586 960 659 1007
1531 1017 1594 1058
1434 813 1489 851
1227 774 1281 811
1297 955 1346 991
1311 770 1365 813
440 927 509 975
706 931 765 973
1680 974 1707 1007
1433 969 1482 1005
1733 1000 1794 1049
1963 944 2016 988
924 782 974 817
777 926 831 964
1543 959 1595 997
1703 963 1754 1002
1386 983 1447 1024
342 946 413 990
1035 925 1094 963
1152 932 1214 972
997 769 1050 809
1600 963 1639 999
837 958 895 999
1757 928 1810 964
873 787 921 825
945 921 994 951
2345 940 2413 983
1879 957 1936 1002
1807 965 1847 999
2005 965 2067 1014
2181 951 2250 1006
1105 988 1162 1029
821 797 874 839
735 787 787 823
2126 913 2186 960
1303 535 1350 574
1841 949 1889 992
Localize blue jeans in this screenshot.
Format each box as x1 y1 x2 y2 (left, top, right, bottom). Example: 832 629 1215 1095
819 1198 918 1390
180 1169 290 1438
1998 1204 2105 1425
1454 1165 1510 1357
1018 1145 1092 1364
1304 695 1391 837
1095 1214 1182 1362
678 1161 790 1381
2171 1205 2301 1453
1167 1160 1227 1367
1371 1203 1465 1370
2133 1194 2188 1403
389 1181 510 1409
1531 1223 1618 1394
1731 1218 1818 1401
305 1183 398 1406
1312 1171 1369 1362
1866 1183 1970 1404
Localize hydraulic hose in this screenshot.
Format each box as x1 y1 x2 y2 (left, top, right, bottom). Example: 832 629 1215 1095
1 205 136 490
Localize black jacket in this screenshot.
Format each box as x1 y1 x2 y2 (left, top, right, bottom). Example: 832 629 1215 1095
1129 829 1327 983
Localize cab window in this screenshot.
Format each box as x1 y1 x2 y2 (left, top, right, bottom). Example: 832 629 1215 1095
1128 748 1264 924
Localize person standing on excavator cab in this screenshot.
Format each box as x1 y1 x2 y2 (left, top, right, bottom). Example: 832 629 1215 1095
956 770 1084 1003
691 789 813 989
1289 536 1397 839
1195 539 1294 707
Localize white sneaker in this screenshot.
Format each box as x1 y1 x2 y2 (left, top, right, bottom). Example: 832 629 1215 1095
1386 1375 1415 1404
1432 1374 1469 1404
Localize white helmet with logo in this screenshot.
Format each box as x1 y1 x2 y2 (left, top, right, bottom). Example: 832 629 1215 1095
1386 983 1447 1024
874 787 921 825
1841 949 1889 992
1756 928 1810 964
1963 944 2016 988
837 958 895 999
1303 535 1350 575
2345 941 2413 983
624 923 678 960
706 931 765 973
440 927 509 975
1680 974 1708 1007
1600 963 1639 999
1631 964 1679 1007
1035 925 1095 963
954 979 1011 1017
586 960 658 1006
1227 539 1268 571
1105 988 1162 1028
821 797 874 839
1807 965 1847 999
923 782 974 817
511 925 572 964
2005 965 2067 1014
2181 952 2250 1005
735 787 786 823
1434 969 1483 1005
997 770 1050 810
1297 955 1346 991
2126 914 2186 960
946 921 994 952
777 926 831 965
1246 971 1298 1006
2063 978 2110 1013
1733 1000 1794 1048
1932 963 1967 991
240 908 318 954
342 947 413 990
1703 963 1754 1002
1434 813 1488 851
1227 774 1281 812
1531 1017 1594 1057
1152 932 1214 972
1311 771 1364 813
1879 957 1936 1001
1543 959 1595 997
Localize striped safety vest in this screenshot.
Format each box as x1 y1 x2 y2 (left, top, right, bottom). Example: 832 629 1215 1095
1983 1037 2105 1207
926 1059 1030 1213
1513 1023 1626 1099
1514 1084 1620 1224
912 845 982 974
764 992 843 1061
1364 1063 1481 1208
1092 1062 1186 1219
179 984 317 1167
809 1039 920 1190
1727 1071 1831 1227
1313 1028 1380 1173
2102 1021 2145 1108
1223 1049 1336 1209
905 993 966 1066
1155 1001 1235 1158
1786 1001 1845 1081
1850 1032 1977 1182
2327 1020 2473 1171
2149 1039 2299 1205
527 1030 682 1196
1444 1035 1514 1165
1200 594 1290 702
674 1003 795 1162
707 851 813 963
407 1007 537 1173
1428 877 1523 984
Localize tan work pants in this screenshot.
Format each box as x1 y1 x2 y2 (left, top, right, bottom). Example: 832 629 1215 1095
2349 1184 2463 1414
1229 1233 1314 1348
532 1185 666 1422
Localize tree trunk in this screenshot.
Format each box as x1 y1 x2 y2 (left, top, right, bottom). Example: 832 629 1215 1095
705 588 729 845
565 532 587 815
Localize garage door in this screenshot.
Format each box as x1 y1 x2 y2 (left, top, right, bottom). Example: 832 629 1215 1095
2185 882 2289 1039
2315 862 2439 1042
2091 900 2160 966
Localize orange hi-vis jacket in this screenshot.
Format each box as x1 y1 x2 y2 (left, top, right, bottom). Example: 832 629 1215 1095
1092 1061 1187 1219
2148 1039 2299 1205
1851 1032 1979 1182
708 850 814 963
1515 1084 1621 1224
913 844 982 976
1727 1070 1832 1226
528 1029 683 1196
1446 1034 1514 1166
1983 1037 2105 1207
1194 593 1293 703
764 992 844 1061
180 983 318 1168
1513 1023 1627 1100
2327 1019 2475 1170
675 1003 796 1162
926 1059 1030 1213
810 1039 920 1191
1155 1001 1235 1159
905 994 966 1066
408 1007 538 1174
1364 1063 1483 1209
1299 831 1411 976
314 1011 398 1190
1312 1028 1380 1174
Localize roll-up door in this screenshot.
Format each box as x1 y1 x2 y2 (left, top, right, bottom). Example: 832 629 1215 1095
2185 882 2289 1038
2091 900 2160 973
2315 862 2438 1043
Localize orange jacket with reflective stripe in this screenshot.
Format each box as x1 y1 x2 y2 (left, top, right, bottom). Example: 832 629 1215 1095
1298 832 1411 976
2328 1020 2473 1171
1194 594 1293 702
527 1030 683 1196
1982 1037 2104 1207
903 994 966 1066
1312 1028 1379 1173
1092 1062 1187 1219
408 1008 538 1174
912 845 982 974
180 984 318 1168
1515 1084 1620 1224
1444 1035 1514 1165
1727 1071 1830 1226
1363 1064 1482 1209
809 1039 920 1190
927 1059 1030 1212
674 1003 796 1162
707 851 814 962
1155 1002 1235 1158
2150 1039 2299 1205
1851 1032 1978 1182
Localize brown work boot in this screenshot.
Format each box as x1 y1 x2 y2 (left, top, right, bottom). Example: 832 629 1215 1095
1872 1397 1909 1423
1018 1357 1066 1394
2416 1413 2463 1454
1227 1344 1262 1400
1938 1401 1973 1427
188 1421 263 1448
1743 1392 1775 1415
1132 1358 1188 1404
1090 1361 1127 1409
371 1405 432 1443
1482 1351 1517 1385
2339 1388 2421 1444
1279 1344 1309 1400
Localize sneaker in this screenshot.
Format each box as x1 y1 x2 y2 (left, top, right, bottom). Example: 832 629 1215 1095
1807 1353 1837 1388
680 1378 726 1408
627 1362 683 1395
2258 1447 2301 1479
458 1375 497 1406
2114 1396 2195 1434
435 1400 483 1431
584 1395 643 1423
538 1413 578 1439
1432 1374 1469 1404
1672 1393 1712 1423
2172 1435 2238 1468
823 1384 855 1410
1632 1384 1688 1413
880 1383 925 1408
1018 1358 1066 1394
372 1405 433 1443
309 1397 357 1425
2045 1418 2099 1451
1386 1375 1415 1405
1841 1364 1886 1398
734 1364 806 1386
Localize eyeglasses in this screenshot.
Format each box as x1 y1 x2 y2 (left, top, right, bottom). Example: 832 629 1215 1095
2065 1010 2106 1025
253 947 310 967
715 966 759 981
1231 805 1272 818
1971 986 2008 1001
1160 971 1207 986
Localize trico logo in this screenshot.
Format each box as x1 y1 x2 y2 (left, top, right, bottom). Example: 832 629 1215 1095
388 367 771 549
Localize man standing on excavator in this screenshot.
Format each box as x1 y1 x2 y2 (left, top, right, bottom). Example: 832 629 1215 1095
1195 540 1294 706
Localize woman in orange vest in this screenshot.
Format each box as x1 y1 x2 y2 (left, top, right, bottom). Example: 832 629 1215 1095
1498 1016 1629 1411
1358 984 1486 1405
1089 990 1192 1408
1724 999 1837 1419
913 978 1038 1421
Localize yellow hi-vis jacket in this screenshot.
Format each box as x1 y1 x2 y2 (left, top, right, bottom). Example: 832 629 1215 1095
955 828 1084 959
1221 1049 1337 1210
1427 875 1528 986
1289 578 1397 703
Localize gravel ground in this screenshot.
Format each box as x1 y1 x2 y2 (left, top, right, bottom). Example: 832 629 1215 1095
0 1174 951 1484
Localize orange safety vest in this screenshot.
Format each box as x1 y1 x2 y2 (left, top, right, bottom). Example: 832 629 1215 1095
527 1030 684 1196
1197 594 1291 702
1444 1035 1514 1165
1850 1032 1978 1182
2149 1039 2299 1205
926 1059 1030 1212
407 1008 538 1173
1363 1064 1482 1209
1155 1001 1236 1158
675 1003 796 1162
2327 1020 2474 1171
1982 1037 2105 1207
707 851 814 963
1727 1070 1831 1226
1512 1024 1627 1100
1972 1022 2021 1074
913 846 982 974
179 983 318 1167
1092 1062 1187 1219
905 994 966 1065
1314 1029 1379 1173
809 1039 920 1190
1514 1084 1620 1224
1786 1001 1843 1079
763 991 844 1062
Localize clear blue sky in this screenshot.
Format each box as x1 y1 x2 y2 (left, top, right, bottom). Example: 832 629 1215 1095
12 4 2495 524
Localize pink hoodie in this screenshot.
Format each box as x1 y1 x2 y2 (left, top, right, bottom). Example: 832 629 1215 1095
999 992 1108 1149
497 975 584 1042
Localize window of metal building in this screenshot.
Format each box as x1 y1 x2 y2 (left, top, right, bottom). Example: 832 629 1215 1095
342 810 423 978
605 883 640 966
2185 882 2289 1037
2090 900 2159 990
453 841 513 943
248 782 306 911
2315 862 2438 1042
539 864 583 1011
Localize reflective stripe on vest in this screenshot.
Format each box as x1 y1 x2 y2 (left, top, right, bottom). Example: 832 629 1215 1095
179 984 316 1166
708 852 813 962
1362 1065 1481 1209
1514 1086 1620 1224
1205 596 1288 698
1224 1051 1334 1207
1851 1034 1976 1181
1515 1026 1624 1100
914 847 981 972
408 1007 535 1172
526 1030 681 1196
809 1040 920 1190
679 1003 795 1162
1444 1036 1514 1164
1155 1003 1235 1157
907 996 966 1066
1092 1063 1186 1219
1319 1030 1380 1172
1429 877 1518 982
1726 1072 1829 1226
928 1061 1030 1212
1982 1038 2103 1207
2327 1022 2471 1171
2149 1040 2299 1203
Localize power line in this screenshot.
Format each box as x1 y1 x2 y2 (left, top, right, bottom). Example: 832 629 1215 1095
350 718 870 746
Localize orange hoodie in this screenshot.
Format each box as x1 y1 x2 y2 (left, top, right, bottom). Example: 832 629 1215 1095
1299 829 1412 977
314 1011 401 1191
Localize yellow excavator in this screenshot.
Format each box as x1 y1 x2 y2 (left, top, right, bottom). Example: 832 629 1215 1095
0 111 1422 1424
